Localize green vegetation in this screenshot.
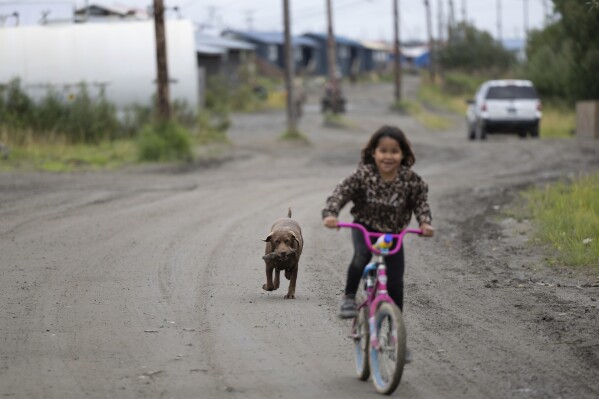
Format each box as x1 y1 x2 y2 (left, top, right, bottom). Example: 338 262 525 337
0 77 238 171
391 97 452 131
538 102 576 138
522 173 599 268
439 22 516 73
0 79 123 145
0 137 136 172
137 120 192 162
280 127 309 143
322 111 358 129
523 1 599 102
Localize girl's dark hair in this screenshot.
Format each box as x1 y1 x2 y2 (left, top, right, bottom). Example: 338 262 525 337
361 125 416 167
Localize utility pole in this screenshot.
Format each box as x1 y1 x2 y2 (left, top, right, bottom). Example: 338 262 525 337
462 0 467 23
437 0 443 43
523 0 529 38
496 0 502 43
153 0 171 120
326 0 339 113
393 0 401 102
283 0 296 132
423 0 434 81
437 0 444 80
245 9 254 31
447 0 455 43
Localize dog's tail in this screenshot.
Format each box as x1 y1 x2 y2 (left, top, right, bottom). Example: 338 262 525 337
287 207 292 218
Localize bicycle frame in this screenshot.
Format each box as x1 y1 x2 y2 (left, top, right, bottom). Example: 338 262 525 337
337 222 421 350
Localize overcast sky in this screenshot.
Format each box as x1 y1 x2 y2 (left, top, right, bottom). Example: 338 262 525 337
1 0 551 42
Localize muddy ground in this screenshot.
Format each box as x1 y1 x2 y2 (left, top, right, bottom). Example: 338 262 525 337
1 75 598 398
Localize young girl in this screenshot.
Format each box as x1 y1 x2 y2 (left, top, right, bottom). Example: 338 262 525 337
322 125 434 320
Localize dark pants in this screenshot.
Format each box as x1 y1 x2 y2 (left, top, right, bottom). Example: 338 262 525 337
345 223 406 311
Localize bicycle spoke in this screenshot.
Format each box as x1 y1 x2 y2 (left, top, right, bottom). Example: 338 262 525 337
376 314 398 383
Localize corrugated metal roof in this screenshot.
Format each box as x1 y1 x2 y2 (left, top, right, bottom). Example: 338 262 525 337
360 40 391 51
196 43 226 55
224 30 319 47
302 32 362 47
195 33 256 51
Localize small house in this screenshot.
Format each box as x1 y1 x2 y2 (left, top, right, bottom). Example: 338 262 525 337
301 33 363 78
222 30 318 76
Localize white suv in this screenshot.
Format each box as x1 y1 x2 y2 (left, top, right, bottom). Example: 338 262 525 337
466 79 542 140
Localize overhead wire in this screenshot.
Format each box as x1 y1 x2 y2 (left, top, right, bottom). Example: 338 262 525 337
251 0 379 28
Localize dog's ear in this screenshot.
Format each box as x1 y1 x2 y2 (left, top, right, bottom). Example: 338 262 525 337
262 232 273 242
290 231 300 247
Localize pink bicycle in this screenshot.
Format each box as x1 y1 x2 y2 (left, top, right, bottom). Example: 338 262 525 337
337 222 422 395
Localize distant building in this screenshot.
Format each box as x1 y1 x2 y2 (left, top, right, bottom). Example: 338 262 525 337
301 33 363 78
195 32 255 82
360 40 391 73
222 30 319 77
400 45 430 69
74 3 149 23
194 32 256 105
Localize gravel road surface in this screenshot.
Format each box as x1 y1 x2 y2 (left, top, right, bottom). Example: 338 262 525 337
1 76 598 398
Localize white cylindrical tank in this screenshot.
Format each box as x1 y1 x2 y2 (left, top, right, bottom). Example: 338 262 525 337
0 19 198 113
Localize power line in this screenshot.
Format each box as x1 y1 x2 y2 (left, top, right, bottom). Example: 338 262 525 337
251 0 374 28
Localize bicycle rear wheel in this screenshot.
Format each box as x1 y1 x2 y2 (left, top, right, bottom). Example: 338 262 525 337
369 301 406 395
352 306 370 380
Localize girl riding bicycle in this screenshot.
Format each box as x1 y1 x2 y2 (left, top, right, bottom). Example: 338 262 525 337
322 125 434 322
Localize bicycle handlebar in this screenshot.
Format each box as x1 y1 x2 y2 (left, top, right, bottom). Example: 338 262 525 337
336 222 422 255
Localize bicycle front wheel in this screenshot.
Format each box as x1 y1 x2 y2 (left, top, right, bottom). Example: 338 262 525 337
352 306 370 380
369 301 406 395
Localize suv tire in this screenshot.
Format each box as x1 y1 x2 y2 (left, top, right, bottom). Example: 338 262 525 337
530 122 539 138
475 120 487 140
518 130 527 139
468 124 476 140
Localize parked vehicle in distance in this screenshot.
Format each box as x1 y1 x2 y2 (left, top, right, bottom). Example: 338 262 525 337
466 79 542 140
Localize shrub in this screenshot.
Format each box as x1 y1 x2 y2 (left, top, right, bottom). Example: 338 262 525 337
0 79 121 144
137 120 193 162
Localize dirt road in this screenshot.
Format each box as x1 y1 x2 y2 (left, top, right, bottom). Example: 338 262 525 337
1 76 598 398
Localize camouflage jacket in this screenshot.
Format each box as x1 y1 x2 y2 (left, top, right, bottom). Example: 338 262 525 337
322 162 432 232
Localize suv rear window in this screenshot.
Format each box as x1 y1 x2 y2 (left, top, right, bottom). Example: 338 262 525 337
486 86 538 99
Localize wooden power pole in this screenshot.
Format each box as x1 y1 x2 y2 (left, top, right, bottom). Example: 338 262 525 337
326 0 339 113
423 0 435 82
153 0 171 120
283 0 296 132
393 0 401 102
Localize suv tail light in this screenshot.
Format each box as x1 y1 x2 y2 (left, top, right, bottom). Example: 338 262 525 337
537 101 542 111
481 102 487 112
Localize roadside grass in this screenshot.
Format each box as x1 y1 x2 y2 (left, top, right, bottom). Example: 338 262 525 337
539 104 576 139
0 134 137 172
280 128 310 144
265 89 287 110
323 111 359 129
513 173 599 269
418 78 469 115
0 115 229 171
391 98 453 130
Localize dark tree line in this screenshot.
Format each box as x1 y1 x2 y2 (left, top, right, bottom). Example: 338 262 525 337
526 0 599 101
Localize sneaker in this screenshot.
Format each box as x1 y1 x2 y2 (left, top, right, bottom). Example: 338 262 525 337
405 348 413 364
339 296 358 319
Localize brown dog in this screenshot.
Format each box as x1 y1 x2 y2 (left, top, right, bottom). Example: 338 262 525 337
262 209 303 299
